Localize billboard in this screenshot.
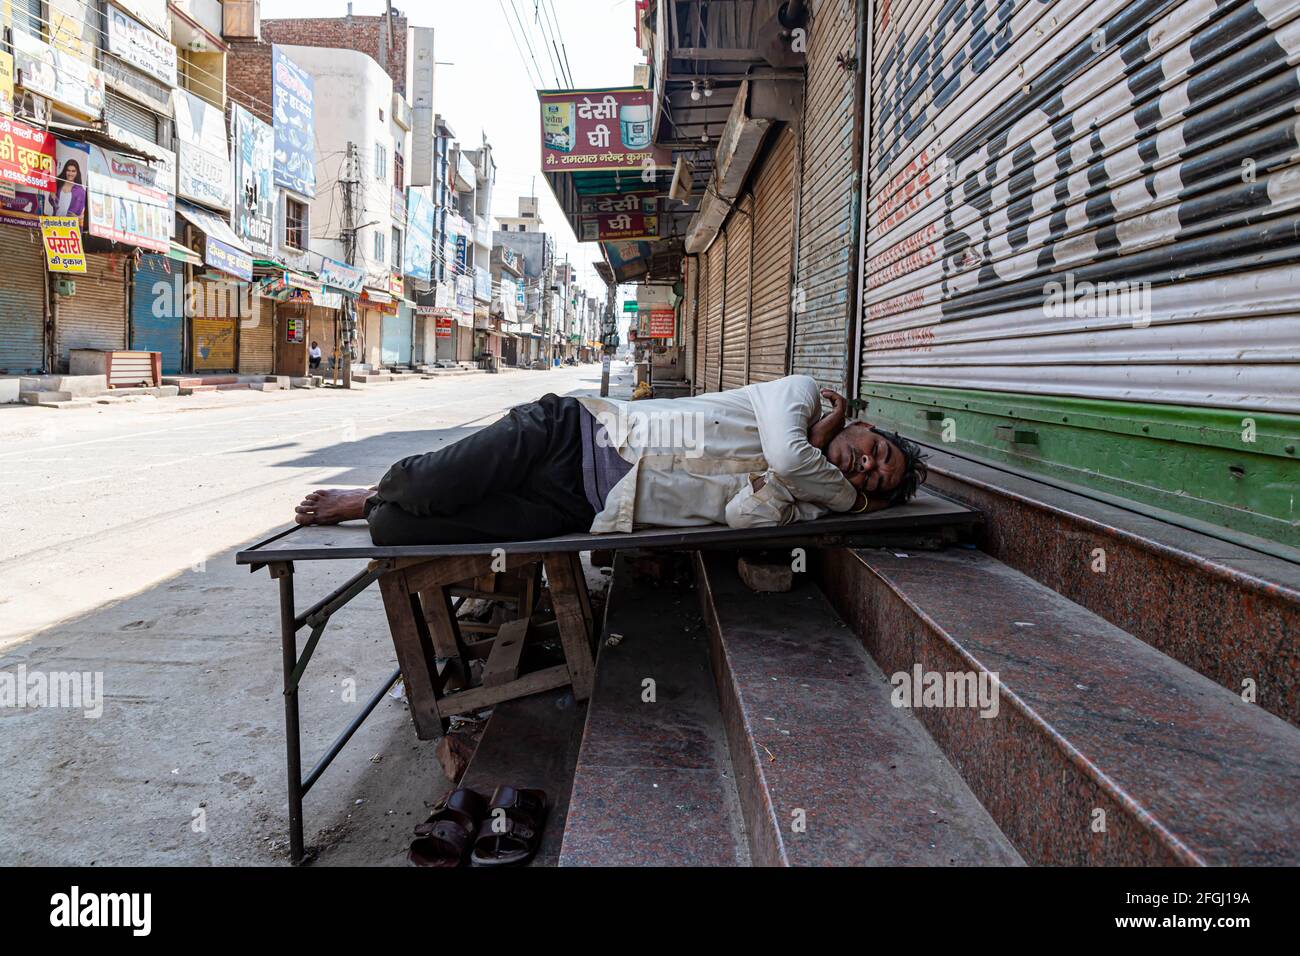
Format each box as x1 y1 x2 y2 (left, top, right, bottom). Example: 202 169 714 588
106 4 177 86
83 129 175 252
173 88 232 211
272 46 316 197
404 190 434 282
232 104 274 251
13 30 104 120
539 87 670 173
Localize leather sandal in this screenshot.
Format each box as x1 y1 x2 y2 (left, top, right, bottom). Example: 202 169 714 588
408 787 487 867
470 785 548 867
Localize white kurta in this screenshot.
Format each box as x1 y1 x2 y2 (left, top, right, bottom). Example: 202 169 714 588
577 374 858 533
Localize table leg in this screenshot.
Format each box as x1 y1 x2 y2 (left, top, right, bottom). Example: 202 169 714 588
273 562 306 865
545 553 596 701
379 570 447 740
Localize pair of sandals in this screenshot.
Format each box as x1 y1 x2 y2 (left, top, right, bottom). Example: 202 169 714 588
408 785 548 867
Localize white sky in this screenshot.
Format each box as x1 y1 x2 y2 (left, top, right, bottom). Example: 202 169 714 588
261 0 645 294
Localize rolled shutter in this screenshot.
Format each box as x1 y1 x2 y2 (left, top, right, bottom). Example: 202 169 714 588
721 197 752 391
0 224 47 373
792 0 859 390
238 295 275 374
749 128 796 383
131 254 184 374
702 239 725 393
56 252 128 368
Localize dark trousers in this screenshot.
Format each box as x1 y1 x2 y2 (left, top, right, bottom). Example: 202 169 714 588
365 393 595 545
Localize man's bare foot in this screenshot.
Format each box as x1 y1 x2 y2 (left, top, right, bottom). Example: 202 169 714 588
294 488 375 526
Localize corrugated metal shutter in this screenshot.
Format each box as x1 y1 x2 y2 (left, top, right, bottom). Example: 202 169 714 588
860 0 1300 413
749 127 797 383
721 197 752 391
0 225 47 373
238 295 274 374
793 0 859 391
105 91 158 143
382 304 413 365
131 254 184 374
684 255 699 387
701 239 725 393
310 305 338 372
57 252 128 368
192 279 238 372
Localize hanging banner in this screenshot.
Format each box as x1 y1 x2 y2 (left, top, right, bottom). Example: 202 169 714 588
539 87 670 173
579 211 659 242
577 191 658 215
232 104 273 251
13 30 104 120
113 0 171 41
83 128 174 252
173 89 232 211
0 117 57 192
272 46 316 197
106 4 177 86
319 256 364 295
40 216 86 272
404 190 434 281
647 308 675 338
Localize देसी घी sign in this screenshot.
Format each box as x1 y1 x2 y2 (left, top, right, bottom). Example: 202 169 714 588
539 87 671 173
41 216 86 272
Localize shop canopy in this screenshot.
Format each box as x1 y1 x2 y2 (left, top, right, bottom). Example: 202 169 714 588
176 200 254 282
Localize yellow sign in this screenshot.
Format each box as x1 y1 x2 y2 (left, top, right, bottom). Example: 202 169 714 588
0 51 13 117
40 216 86 273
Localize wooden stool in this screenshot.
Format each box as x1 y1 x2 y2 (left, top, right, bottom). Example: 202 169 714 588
376 550 596 739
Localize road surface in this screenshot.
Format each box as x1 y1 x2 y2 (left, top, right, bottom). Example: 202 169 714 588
0 362 623 865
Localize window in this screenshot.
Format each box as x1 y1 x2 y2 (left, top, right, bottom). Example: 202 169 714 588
373 230 385 262
375 143 387 182
285 197 307 251
394 151 405 191
392 227 402 270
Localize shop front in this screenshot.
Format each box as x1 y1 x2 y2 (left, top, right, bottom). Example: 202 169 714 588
177 201 256 374
0 223 50 374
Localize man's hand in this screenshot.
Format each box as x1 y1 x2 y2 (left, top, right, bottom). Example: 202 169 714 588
809 388 848 451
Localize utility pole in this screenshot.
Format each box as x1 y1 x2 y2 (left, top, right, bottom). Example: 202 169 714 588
339 141 359 389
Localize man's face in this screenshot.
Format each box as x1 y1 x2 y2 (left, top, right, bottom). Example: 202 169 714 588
827 423 906 497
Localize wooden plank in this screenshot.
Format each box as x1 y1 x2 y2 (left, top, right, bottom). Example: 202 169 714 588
481 619 529 687
545 553 596 701
378 571 444 740
418 583 471 692
435 664 572 718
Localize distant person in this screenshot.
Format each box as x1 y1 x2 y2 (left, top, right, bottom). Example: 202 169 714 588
309 341 322 371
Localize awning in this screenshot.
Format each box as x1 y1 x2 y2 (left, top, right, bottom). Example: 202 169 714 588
361 288 394 305
46 121 173 164
177 200 253 281
166 241 201 266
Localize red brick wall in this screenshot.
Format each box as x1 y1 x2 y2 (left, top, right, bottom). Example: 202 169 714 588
259 14 409 95
226 41 274 124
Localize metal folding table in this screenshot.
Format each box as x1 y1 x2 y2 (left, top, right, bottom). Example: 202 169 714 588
235 490 980 863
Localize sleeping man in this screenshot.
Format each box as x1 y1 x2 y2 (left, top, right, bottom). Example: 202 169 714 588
293 374 928 545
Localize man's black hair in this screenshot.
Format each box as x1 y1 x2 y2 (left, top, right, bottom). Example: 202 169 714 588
869 425 929 506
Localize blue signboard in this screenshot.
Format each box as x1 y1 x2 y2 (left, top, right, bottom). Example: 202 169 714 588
404 190 434 282
272 46 316 197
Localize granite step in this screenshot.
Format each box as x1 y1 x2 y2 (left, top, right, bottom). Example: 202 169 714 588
820 547 1300 866
694 552 1024 867
558 551 749 866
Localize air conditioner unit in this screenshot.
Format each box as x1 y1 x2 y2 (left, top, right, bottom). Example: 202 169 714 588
668 156 694 204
